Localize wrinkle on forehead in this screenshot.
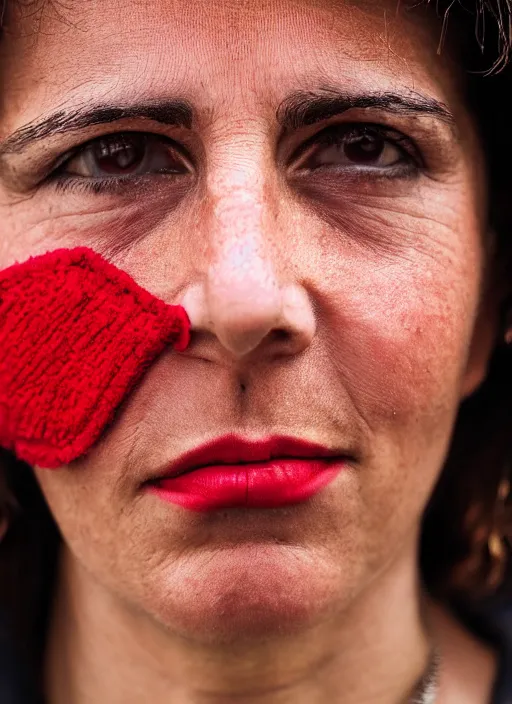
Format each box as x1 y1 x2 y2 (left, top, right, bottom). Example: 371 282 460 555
0 0 471 174
2 0 450 81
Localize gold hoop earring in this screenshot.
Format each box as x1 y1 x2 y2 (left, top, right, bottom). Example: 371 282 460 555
487 477 510 587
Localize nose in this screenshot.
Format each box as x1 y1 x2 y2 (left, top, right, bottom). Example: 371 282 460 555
181 185 316 358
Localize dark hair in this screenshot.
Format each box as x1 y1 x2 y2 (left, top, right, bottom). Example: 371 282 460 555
1 0 512 664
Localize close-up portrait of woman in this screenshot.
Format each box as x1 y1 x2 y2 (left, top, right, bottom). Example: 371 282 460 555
1 0 512 702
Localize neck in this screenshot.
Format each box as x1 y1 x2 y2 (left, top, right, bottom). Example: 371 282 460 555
45 545 432 704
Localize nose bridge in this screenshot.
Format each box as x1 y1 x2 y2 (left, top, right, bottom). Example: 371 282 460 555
209 150 276 248
181 148 316 359
205 174 284 355
210 174 280 295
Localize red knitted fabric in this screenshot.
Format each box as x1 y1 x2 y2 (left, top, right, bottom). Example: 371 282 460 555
0 248 190 468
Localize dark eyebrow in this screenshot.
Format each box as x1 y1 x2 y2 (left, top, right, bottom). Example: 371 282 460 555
276 90 456 132
0 100 194 155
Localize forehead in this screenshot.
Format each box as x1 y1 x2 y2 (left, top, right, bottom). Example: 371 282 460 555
1 0 459 127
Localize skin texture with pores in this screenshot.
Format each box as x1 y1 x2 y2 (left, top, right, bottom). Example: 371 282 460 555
0 0 502 702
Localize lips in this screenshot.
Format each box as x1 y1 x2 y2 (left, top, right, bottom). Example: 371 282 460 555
147 435 349 511
154 434 346 479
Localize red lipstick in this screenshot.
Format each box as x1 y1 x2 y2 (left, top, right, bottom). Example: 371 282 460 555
148 435 347 511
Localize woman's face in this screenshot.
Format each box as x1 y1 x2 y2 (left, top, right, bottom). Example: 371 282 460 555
0 0 496 640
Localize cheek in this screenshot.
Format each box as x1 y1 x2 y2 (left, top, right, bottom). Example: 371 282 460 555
33 464 167 595
313 231 484 571
0 195 175 268
316 208 484 454
318 185 482 380
338 279 466 413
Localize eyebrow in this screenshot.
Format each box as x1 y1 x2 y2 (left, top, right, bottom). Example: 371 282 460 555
0 89 456 158
0 100 194 155
276 90 456 132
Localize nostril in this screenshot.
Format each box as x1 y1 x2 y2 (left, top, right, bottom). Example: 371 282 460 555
181 281 315 359
269 329 291 343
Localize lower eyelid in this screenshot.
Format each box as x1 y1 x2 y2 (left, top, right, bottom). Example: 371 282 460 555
51 170 195 196
289 162 420 184
293 153 412 175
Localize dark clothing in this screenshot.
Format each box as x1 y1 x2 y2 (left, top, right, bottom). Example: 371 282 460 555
494 645 512 704
0 616 40 704
473 603 512 703
1 605 512 703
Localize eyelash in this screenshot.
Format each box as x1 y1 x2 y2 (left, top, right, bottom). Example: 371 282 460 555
47 132 191 196
52 174 162 196
292 122 423 175
46 122 423 196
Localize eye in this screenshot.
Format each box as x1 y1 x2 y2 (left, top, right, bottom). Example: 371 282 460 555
60 132 192 179
293 125 417 172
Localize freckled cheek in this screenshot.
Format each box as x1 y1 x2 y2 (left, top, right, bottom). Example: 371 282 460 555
0 186 192 265
325 271 478 425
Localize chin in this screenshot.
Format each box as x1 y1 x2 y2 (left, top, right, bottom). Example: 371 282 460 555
142 543 346 644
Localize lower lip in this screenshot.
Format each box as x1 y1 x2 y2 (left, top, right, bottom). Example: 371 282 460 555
149 459 346 511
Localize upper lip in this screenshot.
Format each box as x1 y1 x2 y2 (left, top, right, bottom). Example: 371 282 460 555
153 434 348 480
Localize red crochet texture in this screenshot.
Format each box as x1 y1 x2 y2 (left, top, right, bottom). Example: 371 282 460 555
0 247 190 468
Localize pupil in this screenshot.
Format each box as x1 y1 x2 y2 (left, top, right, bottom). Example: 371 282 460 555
96 136 145 174
344 134 383 163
